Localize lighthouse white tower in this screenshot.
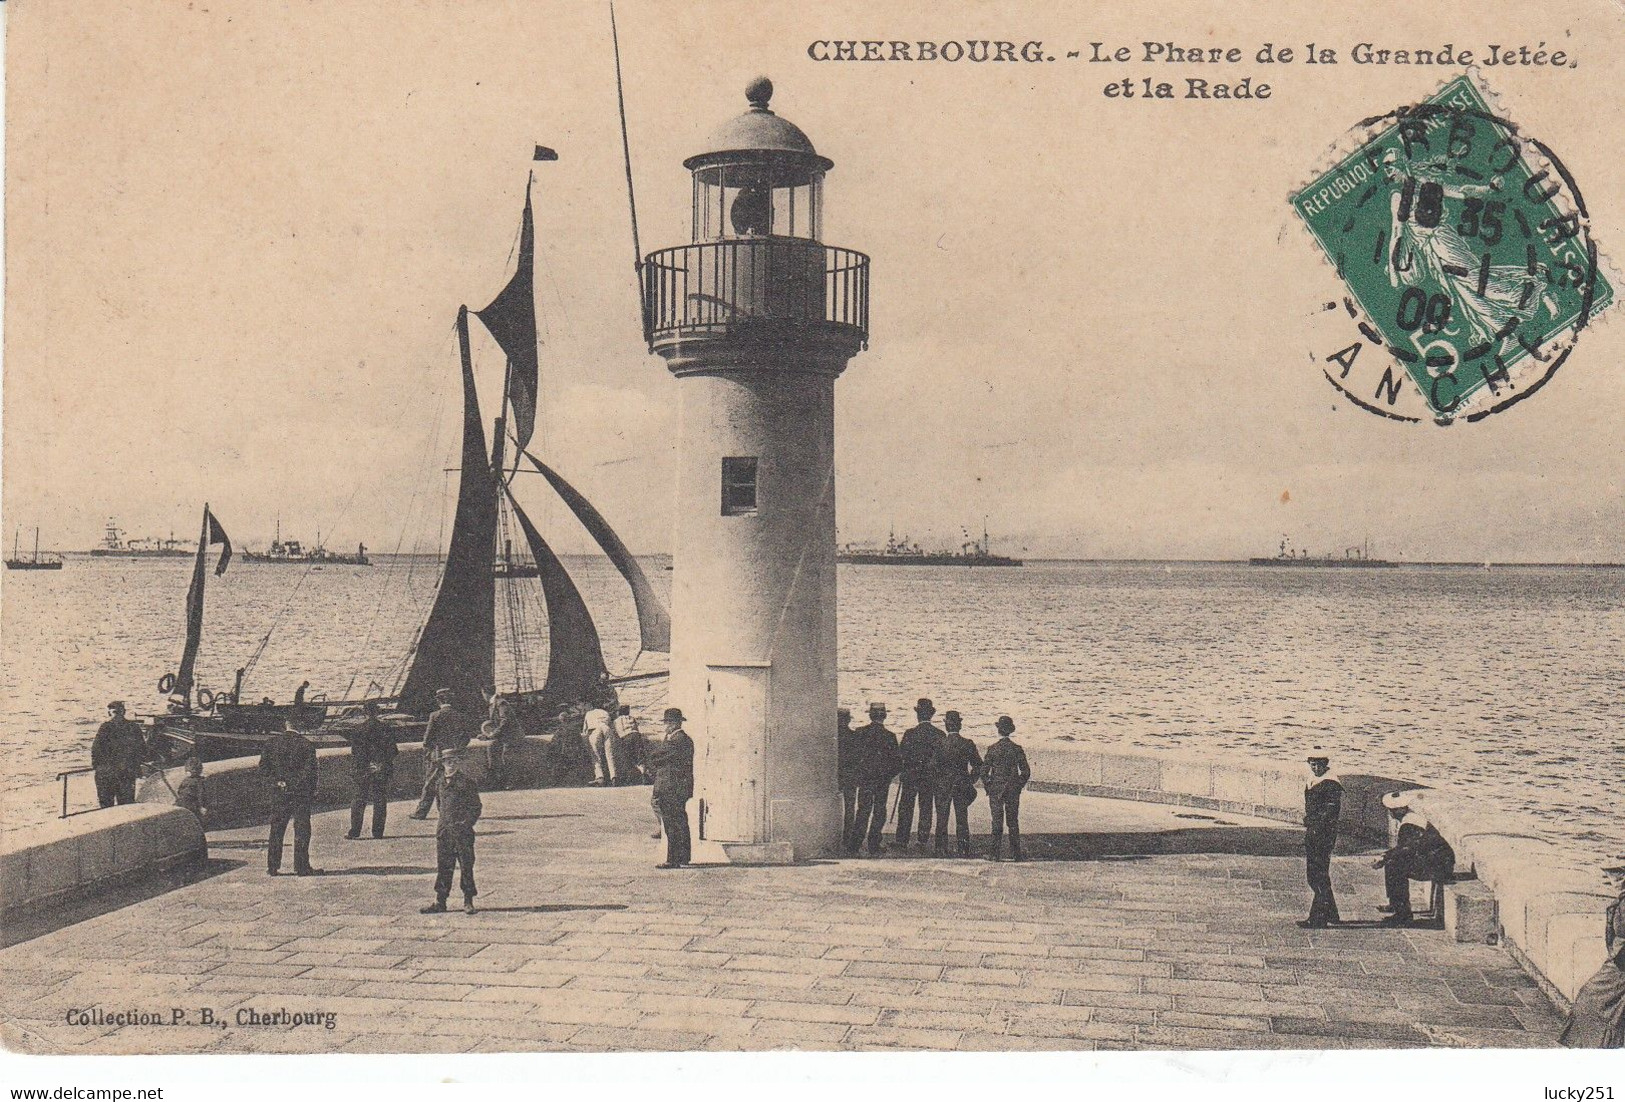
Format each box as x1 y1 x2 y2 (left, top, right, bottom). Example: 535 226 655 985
641 77 869 861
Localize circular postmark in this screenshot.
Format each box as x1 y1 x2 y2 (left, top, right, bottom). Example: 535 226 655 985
1293 75 1611 424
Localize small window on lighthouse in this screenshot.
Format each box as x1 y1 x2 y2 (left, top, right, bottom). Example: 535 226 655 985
721 457 759 516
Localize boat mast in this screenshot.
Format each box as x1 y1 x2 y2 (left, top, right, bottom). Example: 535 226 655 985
33 528 41 562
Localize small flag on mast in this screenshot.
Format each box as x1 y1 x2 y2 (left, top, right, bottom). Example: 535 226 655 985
533 145 558 162
206 507 232 576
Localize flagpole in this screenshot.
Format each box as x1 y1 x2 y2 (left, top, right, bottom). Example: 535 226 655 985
609 4 644 313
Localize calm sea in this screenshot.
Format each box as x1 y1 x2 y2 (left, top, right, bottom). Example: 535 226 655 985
2 557 1620 859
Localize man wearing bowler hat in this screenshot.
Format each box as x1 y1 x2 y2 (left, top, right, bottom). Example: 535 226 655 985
982 715 1031 862
930 710 982 857
896 698 944 849
1300 749 1343 928
846 702 901 856
648 707 694 868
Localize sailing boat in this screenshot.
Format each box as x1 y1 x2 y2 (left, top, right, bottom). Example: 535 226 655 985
5 528 64 571
145 165 670 762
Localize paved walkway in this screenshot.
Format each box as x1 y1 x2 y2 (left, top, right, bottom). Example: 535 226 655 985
0 788 1563 1053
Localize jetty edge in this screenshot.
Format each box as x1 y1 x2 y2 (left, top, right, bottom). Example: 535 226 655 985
1 740 1610 1016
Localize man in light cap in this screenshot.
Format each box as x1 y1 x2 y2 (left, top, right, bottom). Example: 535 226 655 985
982 715 1031 861
421 750 481 914
846 703 900 856
648 707 694 868
92 701 146 807
1373 790 1456 925
895 698 944 849
1560 863 1625 1048
1300 750 1342 928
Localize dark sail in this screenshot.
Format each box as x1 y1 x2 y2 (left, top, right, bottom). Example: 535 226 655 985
503 483 610 710
398 307 497 716
519 448 670 653
474 178 539 458
175 504 232 703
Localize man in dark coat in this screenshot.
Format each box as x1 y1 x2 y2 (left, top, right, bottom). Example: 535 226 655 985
1373 791 1456 925
1300 750 1343 928
846 702 901 856
648 706 694 868
480 685 522 791
91 701 147 807
895 698 944 849
410 688 472 819
421 751 482 914
835 708 859 844
930 710 982 857
982 715 1031 862
259 721 319 876
1560 866 1625 1048
346 700 397 839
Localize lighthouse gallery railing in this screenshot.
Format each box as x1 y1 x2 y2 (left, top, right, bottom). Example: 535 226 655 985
641 239 869 349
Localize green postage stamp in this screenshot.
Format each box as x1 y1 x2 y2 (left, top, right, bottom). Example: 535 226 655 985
1295 75 1613 423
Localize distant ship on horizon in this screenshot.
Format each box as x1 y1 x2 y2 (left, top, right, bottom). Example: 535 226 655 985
87 519 191 558
240 520 369 566
839 523 1024 567
1248 536 1396 569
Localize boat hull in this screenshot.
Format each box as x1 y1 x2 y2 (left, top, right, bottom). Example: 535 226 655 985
4 560 63 570
838 553 1023 566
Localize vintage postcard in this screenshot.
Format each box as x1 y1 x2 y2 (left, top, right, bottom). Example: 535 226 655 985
2 0 1622 1081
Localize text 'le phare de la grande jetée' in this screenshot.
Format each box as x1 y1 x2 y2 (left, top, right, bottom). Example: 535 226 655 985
806 39 1578 100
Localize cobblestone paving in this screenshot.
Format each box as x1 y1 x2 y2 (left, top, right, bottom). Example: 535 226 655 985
0 788 1564 1053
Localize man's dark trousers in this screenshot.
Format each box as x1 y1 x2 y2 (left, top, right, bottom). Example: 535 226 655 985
268 794 314 874
96 775 136 808
657 796 691 865
434 824 476 901
933 791 973 855
849 782 891 854
351 770 391 839
988 789 1022 859
1306 831 1339 924
840 786 857 845
895 775 935 845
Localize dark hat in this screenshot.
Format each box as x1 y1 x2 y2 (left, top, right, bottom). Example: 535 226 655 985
663 707 686 723
107 700 126 712
995 715 1016 735
915 698 935 716
618 704 631 716
1306 747 1330 763
837 706 851 719
943 710 962 729
868 702 887 716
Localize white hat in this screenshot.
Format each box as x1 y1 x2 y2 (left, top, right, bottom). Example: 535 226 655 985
1381 790 1414 810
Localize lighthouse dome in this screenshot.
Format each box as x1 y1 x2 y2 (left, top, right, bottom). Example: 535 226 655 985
684 77 833 175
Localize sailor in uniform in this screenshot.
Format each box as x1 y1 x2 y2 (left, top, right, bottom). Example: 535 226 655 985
1300 749 1342 928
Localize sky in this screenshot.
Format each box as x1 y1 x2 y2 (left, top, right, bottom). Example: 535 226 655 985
3 0 1623 561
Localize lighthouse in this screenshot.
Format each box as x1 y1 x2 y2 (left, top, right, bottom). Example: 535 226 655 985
641 77 870 861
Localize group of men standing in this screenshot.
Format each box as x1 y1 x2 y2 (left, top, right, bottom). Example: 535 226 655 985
839 698 1032 861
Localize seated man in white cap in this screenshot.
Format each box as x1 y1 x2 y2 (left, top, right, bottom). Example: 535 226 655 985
1372 790 1455 925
